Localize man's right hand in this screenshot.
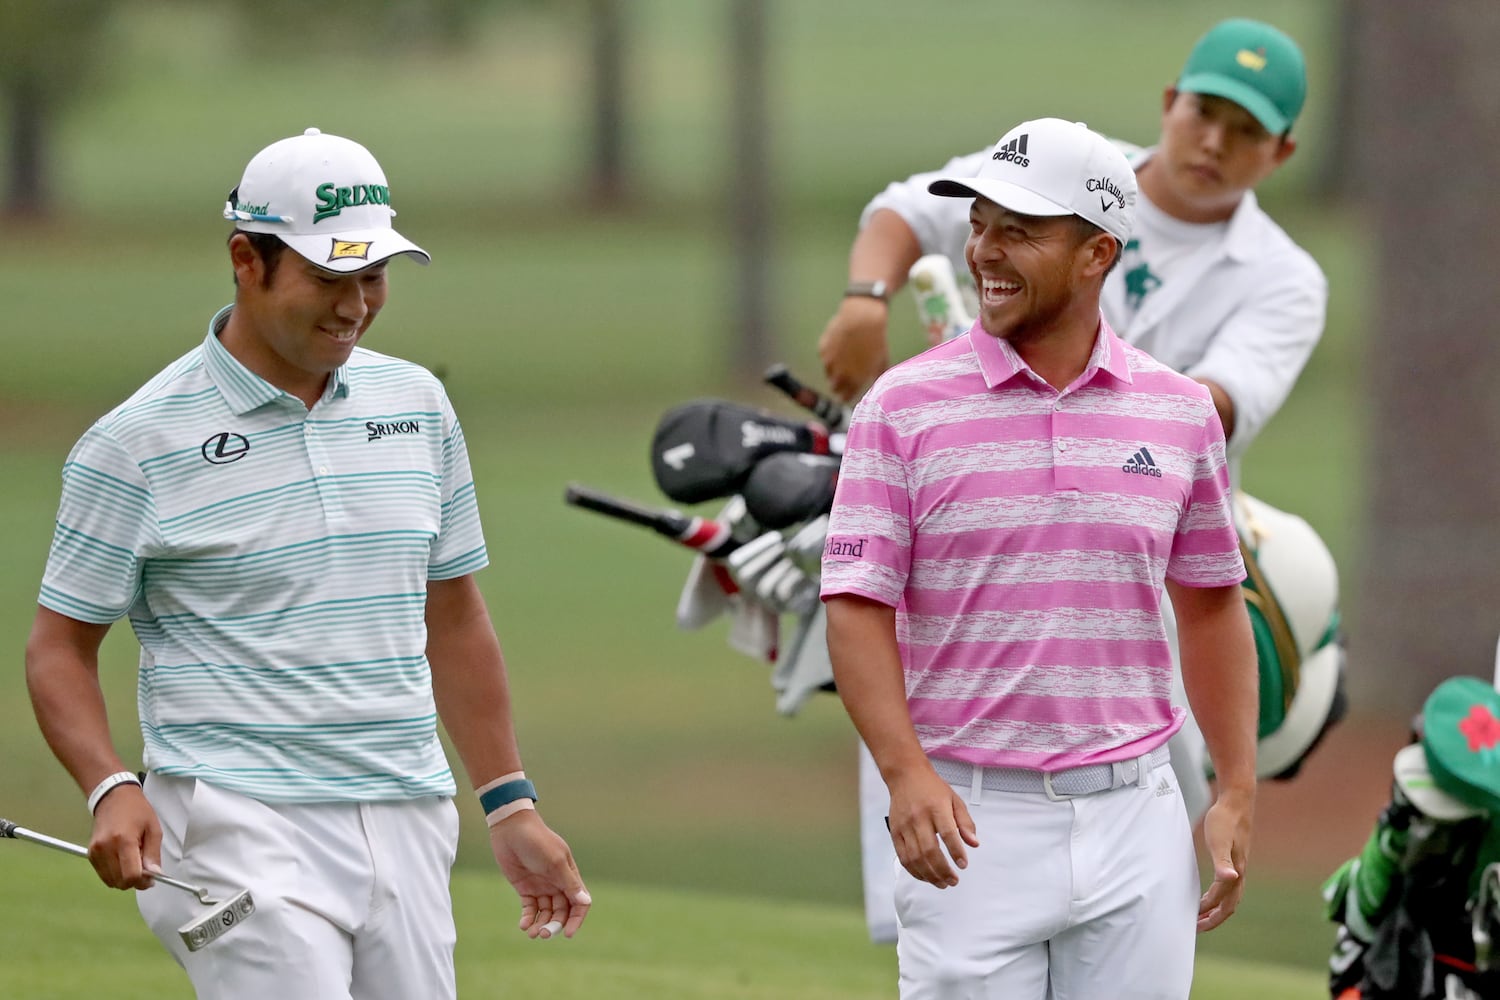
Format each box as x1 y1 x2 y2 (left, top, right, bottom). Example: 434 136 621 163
818 297 891 403
89 784 162 891
886 765 979 888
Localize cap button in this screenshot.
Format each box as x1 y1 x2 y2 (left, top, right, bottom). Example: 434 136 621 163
304 127 321 136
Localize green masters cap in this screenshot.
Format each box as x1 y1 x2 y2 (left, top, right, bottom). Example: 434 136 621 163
1177 18 1308 135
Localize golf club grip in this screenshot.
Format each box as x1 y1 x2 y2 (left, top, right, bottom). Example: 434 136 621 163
564 484 739 558
763 364 847 430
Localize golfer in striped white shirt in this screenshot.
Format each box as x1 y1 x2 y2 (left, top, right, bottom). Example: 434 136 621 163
822 119 1257 999
26 128 589 1000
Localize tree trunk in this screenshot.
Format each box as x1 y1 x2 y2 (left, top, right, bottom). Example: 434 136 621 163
586 0 628 207
727 0 773 381
4 71 48 218
1311 0 1357 199
1353 3 1500 712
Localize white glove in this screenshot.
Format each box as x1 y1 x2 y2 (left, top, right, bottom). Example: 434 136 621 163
726 530 819 617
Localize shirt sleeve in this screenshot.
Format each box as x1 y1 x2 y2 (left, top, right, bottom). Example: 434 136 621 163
428 391 489 580
861 149 990 269
819 391 914 607
1182 248 1327 457
1165 402 1246 588
39 424 159 624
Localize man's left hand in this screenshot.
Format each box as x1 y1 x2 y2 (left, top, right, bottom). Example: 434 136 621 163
1197 790 1252 932
489 810 592 939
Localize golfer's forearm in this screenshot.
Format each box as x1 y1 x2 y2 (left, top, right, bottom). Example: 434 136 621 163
426 577 525 784
25 642 130 794
849 209 925 293
1175 588 1258 794
430 638 524 787
825 596 927 782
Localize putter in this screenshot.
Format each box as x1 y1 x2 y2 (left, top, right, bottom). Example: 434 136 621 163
1 817 255 951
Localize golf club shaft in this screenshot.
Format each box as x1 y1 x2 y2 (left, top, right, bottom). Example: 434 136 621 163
1 818 213 902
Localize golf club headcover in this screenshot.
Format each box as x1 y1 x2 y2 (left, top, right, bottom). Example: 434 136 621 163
772 604 836 716
785 514 830 579
651 400 831 505
740 452 840 530
725 531 818 618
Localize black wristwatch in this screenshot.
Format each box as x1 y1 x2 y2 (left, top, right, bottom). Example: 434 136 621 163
843 279 889 303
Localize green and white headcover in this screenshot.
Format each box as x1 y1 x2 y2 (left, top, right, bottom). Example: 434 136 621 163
1423 675 1500 816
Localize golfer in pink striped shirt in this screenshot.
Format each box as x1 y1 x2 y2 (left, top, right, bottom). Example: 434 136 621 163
821 118 1258 1000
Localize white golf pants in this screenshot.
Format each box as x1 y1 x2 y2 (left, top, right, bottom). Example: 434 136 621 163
137 773 460 1000
859 596 1212 945
893 758 1198 1000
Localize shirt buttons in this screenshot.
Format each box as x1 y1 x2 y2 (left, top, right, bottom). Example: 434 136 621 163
317 466 329 475
1056 441 1068 453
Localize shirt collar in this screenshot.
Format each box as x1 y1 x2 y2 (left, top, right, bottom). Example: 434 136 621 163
202 304 351 415
969 312 1133 391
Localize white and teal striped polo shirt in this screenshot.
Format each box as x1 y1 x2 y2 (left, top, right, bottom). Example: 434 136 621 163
39 306 488 802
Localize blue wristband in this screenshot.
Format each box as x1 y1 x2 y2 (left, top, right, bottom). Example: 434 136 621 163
478 778 538 815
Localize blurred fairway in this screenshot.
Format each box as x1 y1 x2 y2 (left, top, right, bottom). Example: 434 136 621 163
2 852 1328 999
0 0 1364 992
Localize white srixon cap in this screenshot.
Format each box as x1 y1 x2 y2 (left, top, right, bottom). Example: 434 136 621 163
223 127 430 272
928 117 1137 245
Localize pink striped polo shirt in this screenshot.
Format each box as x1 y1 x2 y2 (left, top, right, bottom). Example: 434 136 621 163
820 316 1244 771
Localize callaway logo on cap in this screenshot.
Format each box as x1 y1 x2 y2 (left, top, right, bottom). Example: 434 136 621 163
926 117 1137 245
222 127 430 272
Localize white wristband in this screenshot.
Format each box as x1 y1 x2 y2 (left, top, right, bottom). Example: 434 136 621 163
87 771 141 815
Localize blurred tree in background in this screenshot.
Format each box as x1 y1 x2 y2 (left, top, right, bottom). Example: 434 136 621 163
0 0 115 217
2 0 644 218
1354 2 1500 712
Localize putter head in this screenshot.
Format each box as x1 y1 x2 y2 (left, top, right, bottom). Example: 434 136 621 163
178 889 255 952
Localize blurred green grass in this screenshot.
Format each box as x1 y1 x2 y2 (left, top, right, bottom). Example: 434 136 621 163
0 0 1363 988
1 853 1328 999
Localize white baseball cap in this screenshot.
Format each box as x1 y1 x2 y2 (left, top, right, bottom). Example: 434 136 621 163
928 117 1137 245
223 127 430 272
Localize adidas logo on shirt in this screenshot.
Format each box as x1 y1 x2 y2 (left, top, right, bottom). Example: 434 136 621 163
1122 446 1163 478
1154 777 1174 798
992 133 1030 167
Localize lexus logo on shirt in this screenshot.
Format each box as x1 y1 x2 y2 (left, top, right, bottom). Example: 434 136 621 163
201 432 250 465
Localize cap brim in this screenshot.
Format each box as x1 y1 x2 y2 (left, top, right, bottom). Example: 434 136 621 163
927 177 1072 218
280 229 432 272
1178 72 1291 134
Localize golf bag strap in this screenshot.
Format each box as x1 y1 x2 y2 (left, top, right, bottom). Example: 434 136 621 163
1240 535 1301 716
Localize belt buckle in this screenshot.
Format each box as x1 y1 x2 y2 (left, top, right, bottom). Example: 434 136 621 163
1042 771 1077 802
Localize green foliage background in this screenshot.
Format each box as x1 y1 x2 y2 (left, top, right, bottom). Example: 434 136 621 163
0 2 1361 995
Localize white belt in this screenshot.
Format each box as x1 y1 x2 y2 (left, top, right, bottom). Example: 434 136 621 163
930 745 1171 801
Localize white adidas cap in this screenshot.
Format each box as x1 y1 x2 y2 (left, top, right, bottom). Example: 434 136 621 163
223 127 430 272
928 117 1136 245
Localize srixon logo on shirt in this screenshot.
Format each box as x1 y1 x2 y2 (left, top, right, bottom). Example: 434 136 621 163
367 420 420 442
825 537 867 559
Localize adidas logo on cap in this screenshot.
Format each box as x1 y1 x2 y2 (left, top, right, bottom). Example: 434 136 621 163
991 133 1030 168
